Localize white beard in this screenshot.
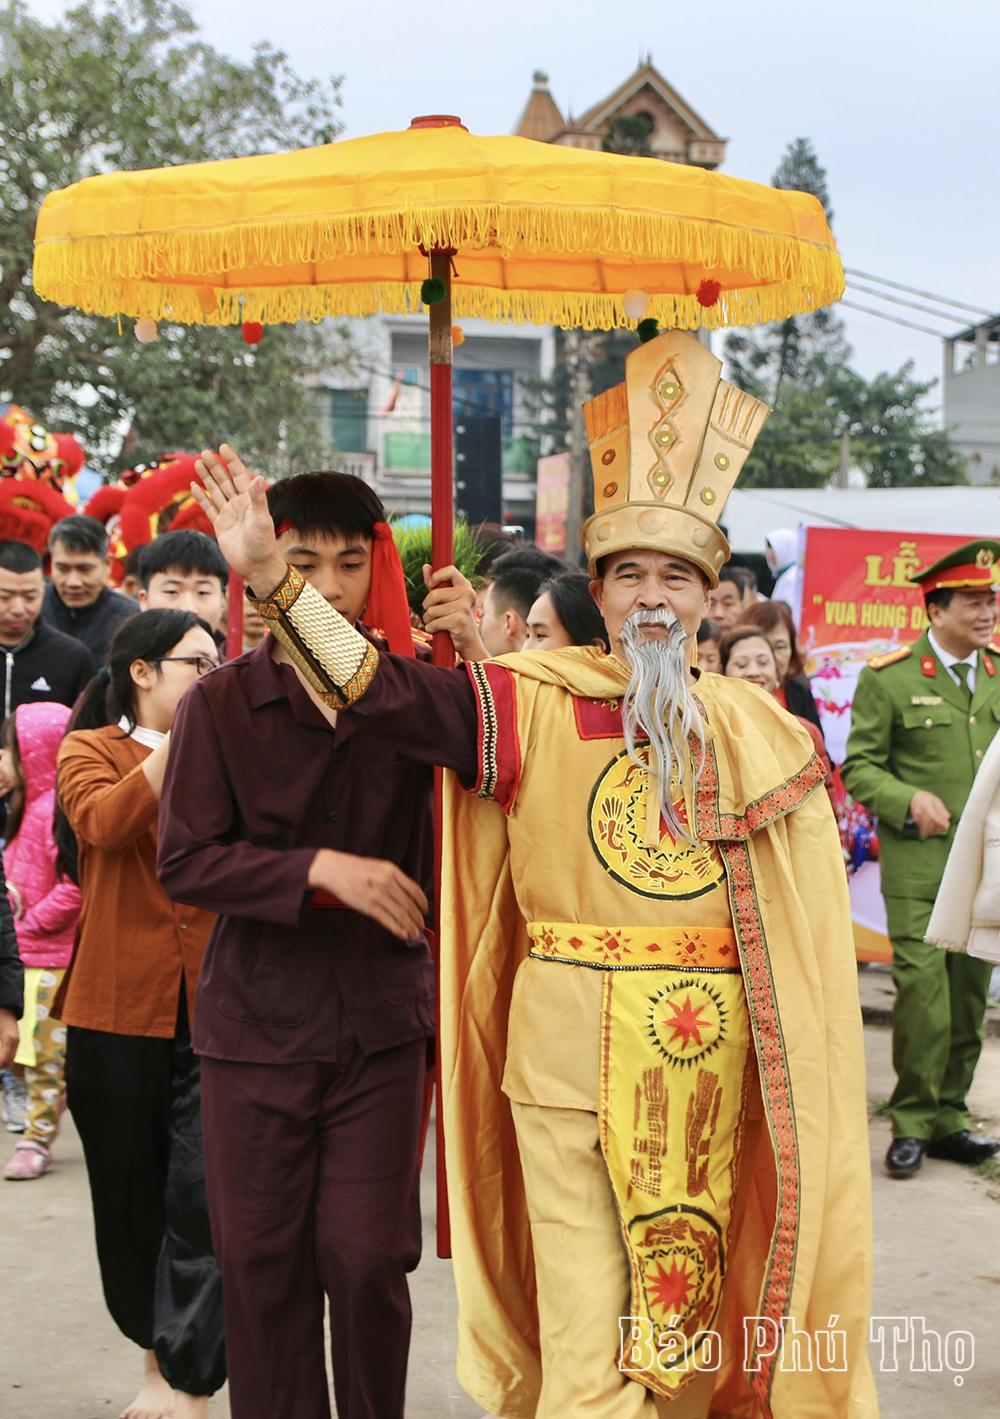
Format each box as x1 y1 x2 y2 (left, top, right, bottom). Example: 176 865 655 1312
618 608 704 844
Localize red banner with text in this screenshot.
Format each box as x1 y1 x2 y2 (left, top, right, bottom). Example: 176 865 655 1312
799 526 983 764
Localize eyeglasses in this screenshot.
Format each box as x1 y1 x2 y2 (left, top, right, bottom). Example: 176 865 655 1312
150 656 219 676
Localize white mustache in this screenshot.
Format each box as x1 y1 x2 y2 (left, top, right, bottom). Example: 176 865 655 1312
621 607 684 637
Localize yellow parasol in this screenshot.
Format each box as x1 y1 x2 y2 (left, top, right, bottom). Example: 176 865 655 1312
34 117 841 331
33 113 842 642
33 115 842 1252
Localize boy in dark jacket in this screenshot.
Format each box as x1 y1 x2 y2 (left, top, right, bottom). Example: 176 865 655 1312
158 474 434 1419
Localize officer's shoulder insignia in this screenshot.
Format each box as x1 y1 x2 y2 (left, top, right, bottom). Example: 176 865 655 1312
988 640 1000 656
410 628 432 647
868 646 912 670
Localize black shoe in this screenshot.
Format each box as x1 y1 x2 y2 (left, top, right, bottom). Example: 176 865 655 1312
886 1137 927 1177
926 1130 1000 1165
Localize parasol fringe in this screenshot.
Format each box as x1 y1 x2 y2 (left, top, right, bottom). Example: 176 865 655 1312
33 201 844 331
26 273 840 332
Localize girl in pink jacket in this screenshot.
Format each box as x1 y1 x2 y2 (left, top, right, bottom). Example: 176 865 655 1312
2 702 81 1180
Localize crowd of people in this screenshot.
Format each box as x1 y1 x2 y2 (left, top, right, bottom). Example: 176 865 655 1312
0 521 235 1416
0 326 996 1419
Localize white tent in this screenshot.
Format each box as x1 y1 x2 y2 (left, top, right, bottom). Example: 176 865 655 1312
724 486 1000 555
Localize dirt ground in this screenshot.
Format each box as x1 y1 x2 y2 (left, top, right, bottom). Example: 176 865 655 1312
1 1023 997 1419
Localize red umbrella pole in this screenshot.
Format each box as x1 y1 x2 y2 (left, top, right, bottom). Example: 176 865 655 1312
428 248 454 1258
429 252 455 640
226 570 244 659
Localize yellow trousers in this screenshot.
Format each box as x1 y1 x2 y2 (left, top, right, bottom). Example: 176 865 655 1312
510 1100 717 1419
15 968 67 1146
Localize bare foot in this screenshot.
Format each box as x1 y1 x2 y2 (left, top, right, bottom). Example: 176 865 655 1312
121 1352 174 1419
172 1393 209 1419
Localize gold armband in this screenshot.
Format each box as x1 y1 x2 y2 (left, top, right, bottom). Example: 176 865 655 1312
248 566 379 709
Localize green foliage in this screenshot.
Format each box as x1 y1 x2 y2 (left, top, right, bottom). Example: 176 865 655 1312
773 137 833 223
726 138 965 489
736 359 967 490
45 317 358 479
829 363 967 489
601 115 653 157
0 0 344 474
391 519 485 620
724 138 846 403
726 308 849 402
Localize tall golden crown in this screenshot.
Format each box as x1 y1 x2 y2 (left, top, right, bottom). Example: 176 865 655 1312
582 330 771 586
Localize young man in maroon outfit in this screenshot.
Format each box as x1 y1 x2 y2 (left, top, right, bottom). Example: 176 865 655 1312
157 474 435 1419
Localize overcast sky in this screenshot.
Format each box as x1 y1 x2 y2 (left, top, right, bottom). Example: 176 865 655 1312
34 0 1000 405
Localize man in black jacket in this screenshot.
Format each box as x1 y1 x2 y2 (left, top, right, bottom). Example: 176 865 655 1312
43 515 139 663
0 540 96 722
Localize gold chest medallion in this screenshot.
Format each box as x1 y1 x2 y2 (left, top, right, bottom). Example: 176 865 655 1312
588 747 724 900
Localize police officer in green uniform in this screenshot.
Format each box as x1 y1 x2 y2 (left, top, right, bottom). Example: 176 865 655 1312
843 539 1000 1177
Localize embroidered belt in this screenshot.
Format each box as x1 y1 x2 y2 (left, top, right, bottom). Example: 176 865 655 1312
527 921 739 971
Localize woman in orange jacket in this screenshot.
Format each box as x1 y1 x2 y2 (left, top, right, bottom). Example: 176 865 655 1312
58 609 222 1419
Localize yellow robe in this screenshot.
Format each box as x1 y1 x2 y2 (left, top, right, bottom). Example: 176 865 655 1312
439 649 877 1419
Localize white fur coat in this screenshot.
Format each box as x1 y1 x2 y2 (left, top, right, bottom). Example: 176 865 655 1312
925 731 1000 964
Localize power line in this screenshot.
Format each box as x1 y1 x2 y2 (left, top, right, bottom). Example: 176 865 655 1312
842 268 993 318
840 299 950 340
844 281 968 325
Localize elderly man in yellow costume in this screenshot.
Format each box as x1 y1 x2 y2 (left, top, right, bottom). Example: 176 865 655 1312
192 331 877 1419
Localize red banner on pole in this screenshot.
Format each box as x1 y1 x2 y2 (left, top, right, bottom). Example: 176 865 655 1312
535 451 571 554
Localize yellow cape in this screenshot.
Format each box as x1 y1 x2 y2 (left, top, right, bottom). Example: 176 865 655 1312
439 651 877 1419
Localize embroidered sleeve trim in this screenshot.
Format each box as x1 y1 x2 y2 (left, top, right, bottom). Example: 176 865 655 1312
248 564 379 709
720 838 800 1415
465 660 521 811
694 739 825 842
247 563 304 619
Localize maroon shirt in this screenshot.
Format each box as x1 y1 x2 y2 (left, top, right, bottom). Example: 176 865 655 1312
157 639 442 1063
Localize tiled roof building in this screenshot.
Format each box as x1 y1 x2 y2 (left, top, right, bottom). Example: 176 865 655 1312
515 62 727 170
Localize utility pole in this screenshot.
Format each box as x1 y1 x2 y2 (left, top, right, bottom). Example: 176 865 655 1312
565 328 591 564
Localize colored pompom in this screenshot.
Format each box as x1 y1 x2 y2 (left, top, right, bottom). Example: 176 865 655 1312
637 317 659 344
622 289 648 321
134 317 158 343
420 277 447 306
451 324 465 346
242 321 263 346
696 279 722 308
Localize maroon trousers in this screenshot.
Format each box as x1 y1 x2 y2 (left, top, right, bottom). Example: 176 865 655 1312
200 1026 426 1419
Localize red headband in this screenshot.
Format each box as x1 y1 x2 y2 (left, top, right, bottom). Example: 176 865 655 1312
275 518 414 656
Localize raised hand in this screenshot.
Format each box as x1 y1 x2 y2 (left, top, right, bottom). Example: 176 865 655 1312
192 444 287 595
